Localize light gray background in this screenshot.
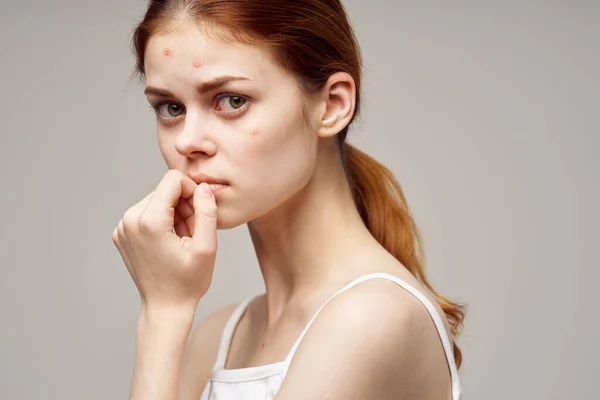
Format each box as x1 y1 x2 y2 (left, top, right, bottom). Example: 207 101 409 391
1 1 598 399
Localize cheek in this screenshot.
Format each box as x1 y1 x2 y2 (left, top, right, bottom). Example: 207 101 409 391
239 125 309 177
158 136 180 168
241 128 267 157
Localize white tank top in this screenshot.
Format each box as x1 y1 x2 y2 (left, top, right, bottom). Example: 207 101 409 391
200 272 462 400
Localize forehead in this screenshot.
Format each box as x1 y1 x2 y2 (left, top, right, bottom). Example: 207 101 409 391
144 24 279 83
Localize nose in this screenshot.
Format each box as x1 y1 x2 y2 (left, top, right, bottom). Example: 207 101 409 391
173 115 217 158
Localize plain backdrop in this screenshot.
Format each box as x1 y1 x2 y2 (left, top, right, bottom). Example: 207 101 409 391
1 1 598 399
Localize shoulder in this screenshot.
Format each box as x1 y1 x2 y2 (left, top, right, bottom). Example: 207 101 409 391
179 302 240 400
276 278 452 400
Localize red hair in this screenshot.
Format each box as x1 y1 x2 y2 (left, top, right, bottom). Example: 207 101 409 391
131 0 466 369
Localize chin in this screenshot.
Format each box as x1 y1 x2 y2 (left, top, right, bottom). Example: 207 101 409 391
214 188 300 230
216 216 244 230
215 201 275 230
215 208 252 230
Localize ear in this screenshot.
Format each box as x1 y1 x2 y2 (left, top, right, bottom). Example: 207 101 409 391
316 72 356 138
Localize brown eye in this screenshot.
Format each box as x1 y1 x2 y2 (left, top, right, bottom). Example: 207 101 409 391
229 96 246 109
216 95 247 112
157 103 184 118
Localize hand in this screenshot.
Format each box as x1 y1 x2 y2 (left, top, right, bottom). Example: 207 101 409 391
112 169 218 311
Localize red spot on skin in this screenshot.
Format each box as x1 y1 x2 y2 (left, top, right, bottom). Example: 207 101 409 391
164 48 171 56
193 61 202 68
250 129 260 136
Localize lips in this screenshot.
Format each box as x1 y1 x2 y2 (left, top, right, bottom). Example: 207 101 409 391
206 183 229 193
186 172 229 186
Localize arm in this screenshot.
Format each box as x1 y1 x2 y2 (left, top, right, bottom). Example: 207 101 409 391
130 305 196 400
179 303 239 400
130 302 239 400
274 280 452 400
111 172 221 400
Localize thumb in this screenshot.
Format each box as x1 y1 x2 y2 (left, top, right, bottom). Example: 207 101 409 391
189 182 218 254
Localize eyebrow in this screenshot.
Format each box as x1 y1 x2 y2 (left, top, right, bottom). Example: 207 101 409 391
144 76 250 97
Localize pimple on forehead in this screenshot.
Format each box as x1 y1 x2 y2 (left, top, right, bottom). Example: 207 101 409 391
193 61 203 68
164 48 171 56
250 129 260 136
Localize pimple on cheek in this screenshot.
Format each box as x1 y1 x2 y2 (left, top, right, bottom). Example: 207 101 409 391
193 61 203 68
164 48 171 56
241 130 263 155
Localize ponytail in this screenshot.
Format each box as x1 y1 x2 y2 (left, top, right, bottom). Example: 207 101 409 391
343 142 466 369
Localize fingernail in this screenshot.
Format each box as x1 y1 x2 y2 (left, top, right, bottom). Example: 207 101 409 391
198 183 212 197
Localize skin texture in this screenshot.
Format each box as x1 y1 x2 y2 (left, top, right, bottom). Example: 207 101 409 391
121 23 455 400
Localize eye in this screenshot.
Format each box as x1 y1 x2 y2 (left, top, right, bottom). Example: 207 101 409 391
154 103 185 120
215 95 248 113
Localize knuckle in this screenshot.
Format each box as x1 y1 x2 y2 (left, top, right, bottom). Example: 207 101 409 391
117 219 125 234
122 214 136 229
190 245 216 259
122 208 135 223
166 168 182 180
205 202 218 216
137 213 158 232
117 218 131 239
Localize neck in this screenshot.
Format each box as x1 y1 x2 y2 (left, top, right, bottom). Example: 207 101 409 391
246 150 380 326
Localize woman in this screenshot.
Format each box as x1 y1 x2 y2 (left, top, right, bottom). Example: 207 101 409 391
112 1 466 399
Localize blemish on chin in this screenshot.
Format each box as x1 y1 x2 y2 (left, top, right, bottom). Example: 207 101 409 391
193 61 203 68
164 48 171 56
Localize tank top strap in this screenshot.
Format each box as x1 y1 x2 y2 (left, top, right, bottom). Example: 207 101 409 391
212 296 254 370
281 272 462 400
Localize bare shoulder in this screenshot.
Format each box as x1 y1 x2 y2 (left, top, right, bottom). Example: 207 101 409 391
179 302 239 400
275 278 452 400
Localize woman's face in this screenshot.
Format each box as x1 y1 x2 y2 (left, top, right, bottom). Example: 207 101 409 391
143 24 320 229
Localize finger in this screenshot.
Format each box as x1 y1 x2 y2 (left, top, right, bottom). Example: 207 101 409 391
174 196 194 226
113 222 135 281
173 201 192 237
173 205 184 226
124 191 154 228
188 182 218 255
144 170 197 231
174 219 191 238
179 197 196 237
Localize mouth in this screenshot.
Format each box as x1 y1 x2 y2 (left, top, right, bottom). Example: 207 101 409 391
206 183 229 193
185 172 230 194
186 173 227 184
